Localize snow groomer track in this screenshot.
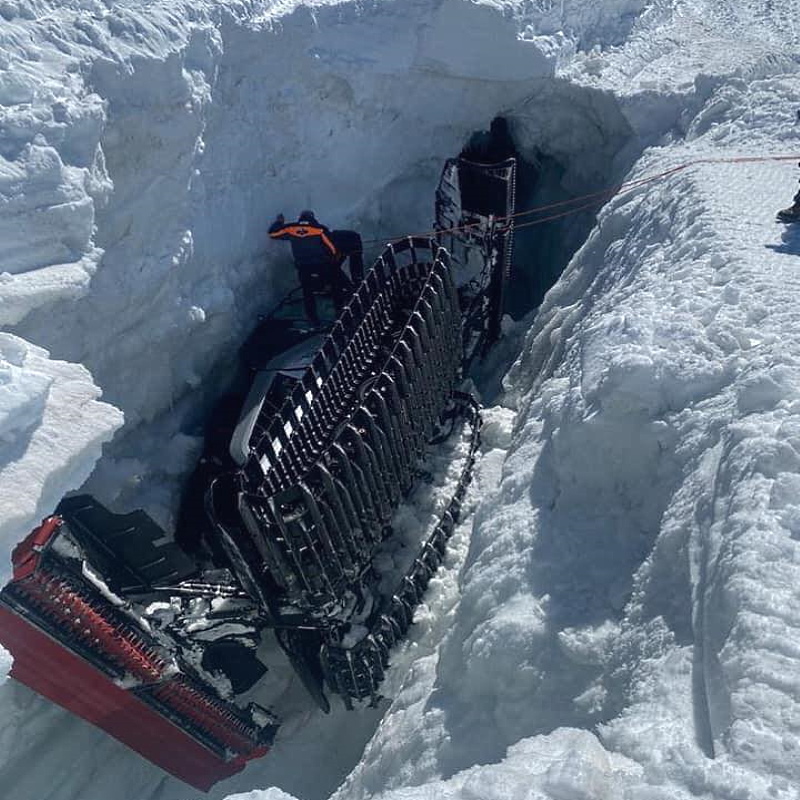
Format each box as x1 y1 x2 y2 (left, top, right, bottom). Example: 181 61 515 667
209 237 483 709
0 149 515 792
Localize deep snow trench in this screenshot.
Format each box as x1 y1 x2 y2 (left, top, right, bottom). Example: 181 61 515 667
0 3 652 796
2 1 800 800
2 0 647 546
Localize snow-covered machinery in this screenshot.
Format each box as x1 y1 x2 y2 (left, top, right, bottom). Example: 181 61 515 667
436 156 516 361
0 498 276 790
0 158 515 790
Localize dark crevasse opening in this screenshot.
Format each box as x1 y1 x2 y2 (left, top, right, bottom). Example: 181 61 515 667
461 116 606 319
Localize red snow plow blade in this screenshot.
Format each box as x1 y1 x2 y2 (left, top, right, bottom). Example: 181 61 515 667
0 513 274 791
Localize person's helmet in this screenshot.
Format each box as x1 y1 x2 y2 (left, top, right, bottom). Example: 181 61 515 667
299 209 317 223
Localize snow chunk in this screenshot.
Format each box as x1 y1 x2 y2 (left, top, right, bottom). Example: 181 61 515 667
0 334 122 584
364 729 640 800
478 405 516 450
0 645 10 686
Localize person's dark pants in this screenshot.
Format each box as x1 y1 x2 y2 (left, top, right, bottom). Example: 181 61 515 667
328 266 352 309
331 230 364 282
297 263 353 323
298 270 321 323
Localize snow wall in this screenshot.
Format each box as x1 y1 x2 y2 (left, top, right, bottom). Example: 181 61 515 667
2 0 800 799
2 0 650 547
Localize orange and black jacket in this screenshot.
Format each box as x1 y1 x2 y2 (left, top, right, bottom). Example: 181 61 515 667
269 219 339 270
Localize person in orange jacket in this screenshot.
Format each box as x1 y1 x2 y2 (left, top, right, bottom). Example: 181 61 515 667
269 210 364 323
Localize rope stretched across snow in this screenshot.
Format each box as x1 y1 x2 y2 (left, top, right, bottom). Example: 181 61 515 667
362 153 800 244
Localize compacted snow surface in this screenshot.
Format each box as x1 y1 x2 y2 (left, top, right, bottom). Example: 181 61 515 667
1 0 800 799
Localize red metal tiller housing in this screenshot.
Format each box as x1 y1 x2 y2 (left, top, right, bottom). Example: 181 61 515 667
0 518 272 791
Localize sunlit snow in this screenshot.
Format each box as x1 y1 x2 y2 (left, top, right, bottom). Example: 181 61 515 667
1 1 799 800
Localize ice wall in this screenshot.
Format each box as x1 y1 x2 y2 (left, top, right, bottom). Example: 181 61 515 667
321 5 800 800
3 0 645 524
3 1 800 800
9 0 553 436
0 1 124 571
0 2 649 797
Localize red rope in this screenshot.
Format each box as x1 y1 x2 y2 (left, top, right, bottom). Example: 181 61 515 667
361 153 800 244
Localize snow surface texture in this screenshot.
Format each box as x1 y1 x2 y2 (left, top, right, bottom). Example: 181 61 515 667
0 334 121 584
2 0 800 799
0 644 10 685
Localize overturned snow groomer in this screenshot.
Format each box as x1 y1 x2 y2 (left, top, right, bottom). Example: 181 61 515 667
0 158 515 790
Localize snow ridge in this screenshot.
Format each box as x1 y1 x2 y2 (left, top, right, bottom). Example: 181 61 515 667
358 81 800 800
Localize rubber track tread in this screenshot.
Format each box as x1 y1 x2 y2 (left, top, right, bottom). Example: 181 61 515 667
321 392 482 702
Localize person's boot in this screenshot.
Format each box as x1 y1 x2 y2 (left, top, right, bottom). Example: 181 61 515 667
777 202 800 223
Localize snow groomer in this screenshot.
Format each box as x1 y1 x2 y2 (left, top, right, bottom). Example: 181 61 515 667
268 210 364 324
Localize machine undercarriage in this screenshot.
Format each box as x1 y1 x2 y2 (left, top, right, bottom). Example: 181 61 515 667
0 158 516 790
